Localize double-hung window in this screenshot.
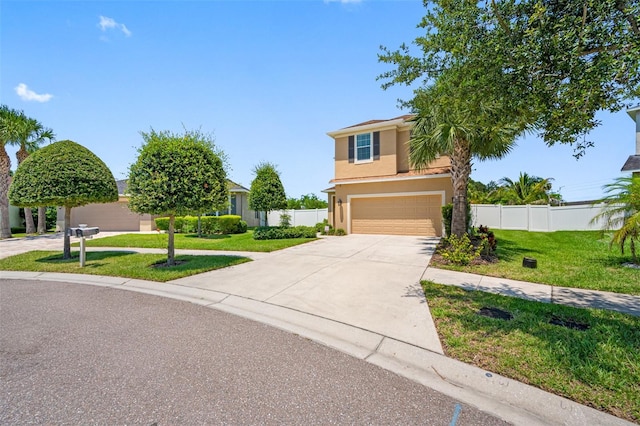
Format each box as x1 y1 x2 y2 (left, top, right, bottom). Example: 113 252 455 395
355 133 372 163
348 131 379 164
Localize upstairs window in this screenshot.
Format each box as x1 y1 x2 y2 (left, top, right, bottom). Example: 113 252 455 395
356 133 372 163
348 131 380 164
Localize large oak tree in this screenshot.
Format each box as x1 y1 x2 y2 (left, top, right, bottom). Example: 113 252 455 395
379 0 640 236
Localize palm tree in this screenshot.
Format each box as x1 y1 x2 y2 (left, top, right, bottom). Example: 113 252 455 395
591 176 640 264
14 116 55 234
409 82 523 237
498 172 554 205
0 105 25 238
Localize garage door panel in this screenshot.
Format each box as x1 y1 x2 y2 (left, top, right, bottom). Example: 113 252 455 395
351 196 442 237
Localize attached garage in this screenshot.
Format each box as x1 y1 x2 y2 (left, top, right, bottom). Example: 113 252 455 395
68 200 144 231
350 194 443 237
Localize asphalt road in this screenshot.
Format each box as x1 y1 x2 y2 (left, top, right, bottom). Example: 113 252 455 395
0 279 510 425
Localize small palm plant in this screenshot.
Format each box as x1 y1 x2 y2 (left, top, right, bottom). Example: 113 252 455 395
592 176 640 264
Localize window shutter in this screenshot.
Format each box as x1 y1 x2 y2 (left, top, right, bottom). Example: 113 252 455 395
373 131 380 160
348 136 354 163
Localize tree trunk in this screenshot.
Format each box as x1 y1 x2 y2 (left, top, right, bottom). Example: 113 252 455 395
24 208 36 234
63 206 71 259
0 144 12 239
37 206 47 234
16 147 36 234
449 137 472 238
167 214 175 266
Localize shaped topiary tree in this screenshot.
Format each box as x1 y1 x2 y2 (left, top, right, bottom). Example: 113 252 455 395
249 162 287 226
128 129 228 266
9 140 118 258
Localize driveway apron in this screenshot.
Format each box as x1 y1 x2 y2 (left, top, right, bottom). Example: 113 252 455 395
170 234 443 353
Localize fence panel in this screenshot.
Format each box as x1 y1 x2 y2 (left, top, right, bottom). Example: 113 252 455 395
266 209 328 227
500 206 528 230
470 204 615 232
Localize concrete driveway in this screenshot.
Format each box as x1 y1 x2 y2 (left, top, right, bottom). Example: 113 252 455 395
171 234 442 352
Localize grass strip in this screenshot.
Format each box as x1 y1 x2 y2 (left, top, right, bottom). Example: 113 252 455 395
0 250 250 282
422 280 640 423
78 231 316 252
433 230 639 294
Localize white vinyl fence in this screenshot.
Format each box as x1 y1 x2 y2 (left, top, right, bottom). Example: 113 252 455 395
470 204 617 232
266 208 328 227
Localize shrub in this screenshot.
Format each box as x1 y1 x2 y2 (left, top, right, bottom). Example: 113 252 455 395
11 227 26 234
315 219 329 233
335 228 346 236
280 212 292 228
219 215 242 234
442 204 453 237
438 233 483 265
475 225 497 255
155 215 246 234
253 225 316 240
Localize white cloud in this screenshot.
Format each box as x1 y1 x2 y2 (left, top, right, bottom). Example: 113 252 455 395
98 15 131 37
14 83 53 103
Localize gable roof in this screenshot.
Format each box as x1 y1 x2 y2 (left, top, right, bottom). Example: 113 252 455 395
228 180 249 193
621 155 640 172
327 114 415 138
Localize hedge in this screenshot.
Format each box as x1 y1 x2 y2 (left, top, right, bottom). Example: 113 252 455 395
155 215 247 234
252 226 317 240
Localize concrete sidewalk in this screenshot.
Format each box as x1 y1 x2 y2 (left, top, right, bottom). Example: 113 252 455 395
422 268 640 317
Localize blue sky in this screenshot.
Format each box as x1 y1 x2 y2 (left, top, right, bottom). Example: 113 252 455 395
2 0 637 202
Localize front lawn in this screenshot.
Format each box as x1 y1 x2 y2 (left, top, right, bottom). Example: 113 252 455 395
423 281 640 423
432 230 639 294
79 231 316 252
0 251 250 282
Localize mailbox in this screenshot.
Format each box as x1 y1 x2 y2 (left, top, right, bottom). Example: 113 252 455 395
67 227 100 238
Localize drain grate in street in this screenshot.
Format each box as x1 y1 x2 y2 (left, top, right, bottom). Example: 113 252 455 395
549 315 590 331
477 307 513 320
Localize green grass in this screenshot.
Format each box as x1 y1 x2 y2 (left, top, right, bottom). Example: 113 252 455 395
78 231 316 252
423 281 640 423
0 250 250 282
434 230 640 294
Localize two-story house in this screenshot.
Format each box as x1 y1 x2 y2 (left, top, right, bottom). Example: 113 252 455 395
324 115 453 237
621 105 640 177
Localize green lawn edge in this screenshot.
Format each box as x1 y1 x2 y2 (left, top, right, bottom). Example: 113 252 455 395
432 230 639 295
422 280 640 423
0 250 250 282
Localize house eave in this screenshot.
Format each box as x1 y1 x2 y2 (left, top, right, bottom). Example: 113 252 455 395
331 173 451 186
327 118 413 138
627 105 640 121
621 155 640 172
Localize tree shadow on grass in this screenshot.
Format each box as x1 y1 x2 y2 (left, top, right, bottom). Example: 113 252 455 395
183 234 231 240
495 238 544 262
36 251 135 264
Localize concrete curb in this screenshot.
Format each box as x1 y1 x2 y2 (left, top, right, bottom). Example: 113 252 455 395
0 271 633 426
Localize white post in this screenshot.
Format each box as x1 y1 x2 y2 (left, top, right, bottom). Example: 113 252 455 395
80 237 86 267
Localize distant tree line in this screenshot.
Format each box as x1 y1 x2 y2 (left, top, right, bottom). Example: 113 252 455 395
468 172 562 206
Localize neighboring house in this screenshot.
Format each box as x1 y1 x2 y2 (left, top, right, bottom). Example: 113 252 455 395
621 105 640 177
324 115 453 237
57 179 260 231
